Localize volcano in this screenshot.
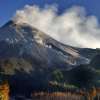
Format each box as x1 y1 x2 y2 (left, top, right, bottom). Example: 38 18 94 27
0 20 99 95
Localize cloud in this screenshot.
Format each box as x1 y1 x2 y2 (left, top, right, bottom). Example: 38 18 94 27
13 5 100 49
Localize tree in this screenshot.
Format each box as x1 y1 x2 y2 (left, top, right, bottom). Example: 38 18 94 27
69 64 96 89
52 69 63 83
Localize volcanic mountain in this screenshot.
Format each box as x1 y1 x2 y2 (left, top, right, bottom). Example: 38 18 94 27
0 20 99 95
0 21 90 69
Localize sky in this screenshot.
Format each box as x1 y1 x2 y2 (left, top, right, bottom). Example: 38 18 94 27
0 0 100 26
1 0 100 48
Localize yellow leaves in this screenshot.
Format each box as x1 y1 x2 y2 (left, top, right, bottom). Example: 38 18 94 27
0 81 10 100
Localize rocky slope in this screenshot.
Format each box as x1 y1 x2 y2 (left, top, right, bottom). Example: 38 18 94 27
0 20 100 95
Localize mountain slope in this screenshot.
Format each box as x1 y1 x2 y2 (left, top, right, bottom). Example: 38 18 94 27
0 21 90 68
0 20 99 95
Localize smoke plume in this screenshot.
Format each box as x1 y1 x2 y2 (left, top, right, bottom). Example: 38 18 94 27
13 5 100 48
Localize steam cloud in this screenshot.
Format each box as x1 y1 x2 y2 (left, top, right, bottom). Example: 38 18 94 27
13 5 100 48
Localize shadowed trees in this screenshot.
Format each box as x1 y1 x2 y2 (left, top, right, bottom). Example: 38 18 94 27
67 65 96 89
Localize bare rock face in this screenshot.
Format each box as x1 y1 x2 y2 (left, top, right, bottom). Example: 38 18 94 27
0 21 90 69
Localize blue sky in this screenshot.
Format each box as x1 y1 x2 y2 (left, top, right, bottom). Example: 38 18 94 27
0 0 100 26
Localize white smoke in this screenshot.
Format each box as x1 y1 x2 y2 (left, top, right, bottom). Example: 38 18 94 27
13 5 100 48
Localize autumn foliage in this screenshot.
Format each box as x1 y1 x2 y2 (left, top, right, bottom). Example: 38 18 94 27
0 81 10 100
